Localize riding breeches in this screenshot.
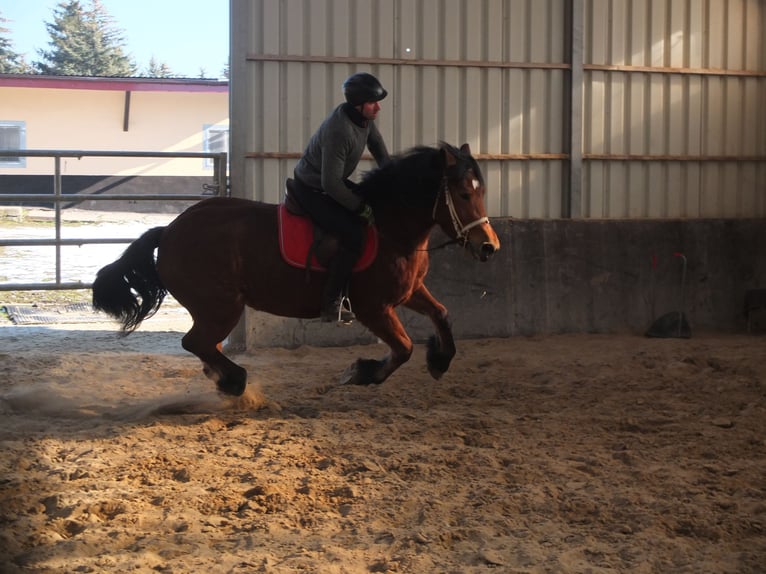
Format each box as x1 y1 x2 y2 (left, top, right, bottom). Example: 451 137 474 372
289 179 365 258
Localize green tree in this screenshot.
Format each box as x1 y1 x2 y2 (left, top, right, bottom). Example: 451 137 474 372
0 12 26 73
145 56 173 78
35 0 136 76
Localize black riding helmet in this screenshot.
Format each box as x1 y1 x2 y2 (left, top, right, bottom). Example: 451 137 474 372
343 73 388 106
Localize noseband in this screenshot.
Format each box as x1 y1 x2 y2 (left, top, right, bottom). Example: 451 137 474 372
432 176 489 245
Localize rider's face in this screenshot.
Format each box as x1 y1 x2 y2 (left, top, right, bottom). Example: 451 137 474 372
359 100 381 120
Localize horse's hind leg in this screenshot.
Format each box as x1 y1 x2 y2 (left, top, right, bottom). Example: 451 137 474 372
181 305 247 396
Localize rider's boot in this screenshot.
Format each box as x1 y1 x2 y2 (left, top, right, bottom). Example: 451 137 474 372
320 248 356 324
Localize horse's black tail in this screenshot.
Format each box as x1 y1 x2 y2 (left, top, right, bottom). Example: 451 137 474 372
92 226 167 334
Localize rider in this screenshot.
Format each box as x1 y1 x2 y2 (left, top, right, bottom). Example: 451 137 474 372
291 72 390 324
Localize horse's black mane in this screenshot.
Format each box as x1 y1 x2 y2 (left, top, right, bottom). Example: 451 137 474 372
358 142 483 210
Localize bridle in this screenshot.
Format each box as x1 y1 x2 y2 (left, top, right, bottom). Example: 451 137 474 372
432 175 489 246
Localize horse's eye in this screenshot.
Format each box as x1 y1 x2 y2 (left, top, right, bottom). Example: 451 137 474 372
459 177 480 199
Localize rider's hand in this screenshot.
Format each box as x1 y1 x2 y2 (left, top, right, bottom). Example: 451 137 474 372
357 203 374 225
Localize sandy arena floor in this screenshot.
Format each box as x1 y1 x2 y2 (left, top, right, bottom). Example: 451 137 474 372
0 319 764 573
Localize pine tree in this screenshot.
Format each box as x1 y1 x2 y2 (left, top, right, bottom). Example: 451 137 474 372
0 12 26 73
146 56 174 78
34 0 136 76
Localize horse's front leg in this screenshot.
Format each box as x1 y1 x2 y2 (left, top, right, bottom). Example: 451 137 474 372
403 284 455 379
341 306 413 386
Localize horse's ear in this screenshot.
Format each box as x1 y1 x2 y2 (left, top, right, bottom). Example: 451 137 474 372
460 143 471 155
442 146 458 167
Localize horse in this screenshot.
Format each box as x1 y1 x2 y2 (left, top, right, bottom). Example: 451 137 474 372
92 142 500 395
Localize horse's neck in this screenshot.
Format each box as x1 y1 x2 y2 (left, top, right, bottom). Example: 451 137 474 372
375 208 434 256
364 167 441 254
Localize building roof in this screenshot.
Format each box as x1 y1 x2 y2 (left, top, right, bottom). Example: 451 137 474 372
0 74 228 93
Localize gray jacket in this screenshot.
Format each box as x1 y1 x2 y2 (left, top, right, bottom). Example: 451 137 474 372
293 103 389 212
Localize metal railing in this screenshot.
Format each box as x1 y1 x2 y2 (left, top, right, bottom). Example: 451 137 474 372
0 149 228 291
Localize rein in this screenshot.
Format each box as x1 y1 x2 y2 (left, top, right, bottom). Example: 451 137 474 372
421 237 460 252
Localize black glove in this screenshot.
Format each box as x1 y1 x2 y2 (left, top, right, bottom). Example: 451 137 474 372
357 203 374 225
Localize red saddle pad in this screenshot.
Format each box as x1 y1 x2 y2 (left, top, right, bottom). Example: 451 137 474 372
278 204 378 272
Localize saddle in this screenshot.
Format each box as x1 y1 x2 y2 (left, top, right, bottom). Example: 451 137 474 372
278 179 378 272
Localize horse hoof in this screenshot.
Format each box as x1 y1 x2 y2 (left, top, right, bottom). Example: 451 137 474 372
339 365 356 385
426 335 453 379
215 369 248 396
340 363 367 385
427 366 446 380
217 381 247 397
340 359 384 386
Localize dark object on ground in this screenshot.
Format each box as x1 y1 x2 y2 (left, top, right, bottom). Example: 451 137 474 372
646 311 691 338
646 253 691 339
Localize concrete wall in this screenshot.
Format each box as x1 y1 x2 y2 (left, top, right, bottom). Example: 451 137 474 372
244 218 766 347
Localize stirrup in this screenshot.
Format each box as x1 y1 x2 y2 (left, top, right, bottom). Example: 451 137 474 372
336 295 355 325
321 295 355 325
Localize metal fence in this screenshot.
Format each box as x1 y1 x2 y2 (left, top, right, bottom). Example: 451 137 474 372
0 149 227 291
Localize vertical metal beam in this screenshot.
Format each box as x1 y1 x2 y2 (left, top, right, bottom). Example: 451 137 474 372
123 91 131 132
565 0 584 218
54 156 63 283
213 152 229 197
229 0 249 202
226 0 248 351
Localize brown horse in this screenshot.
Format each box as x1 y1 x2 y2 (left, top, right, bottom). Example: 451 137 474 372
92 143 500 395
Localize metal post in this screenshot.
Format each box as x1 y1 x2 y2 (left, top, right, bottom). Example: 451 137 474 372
565 0 584 218
226 0 249 351
54 156 63 283
216 152 229 197
213 154 221 195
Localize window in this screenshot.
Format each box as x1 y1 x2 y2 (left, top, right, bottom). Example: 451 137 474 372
203 124 228 170
0 121 26 168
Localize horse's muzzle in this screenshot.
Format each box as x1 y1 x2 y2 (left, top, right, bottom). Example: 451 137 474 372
464 222 500 261
465 238 499 262
478 242 497 262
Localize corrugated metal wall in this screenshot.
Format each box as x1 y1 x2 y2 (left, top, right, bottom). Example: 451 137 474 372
583 0 766 217
230 0 765 219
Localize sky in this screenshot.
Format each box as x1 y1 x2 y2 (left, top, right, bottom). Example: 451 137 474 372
0 0 229 78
